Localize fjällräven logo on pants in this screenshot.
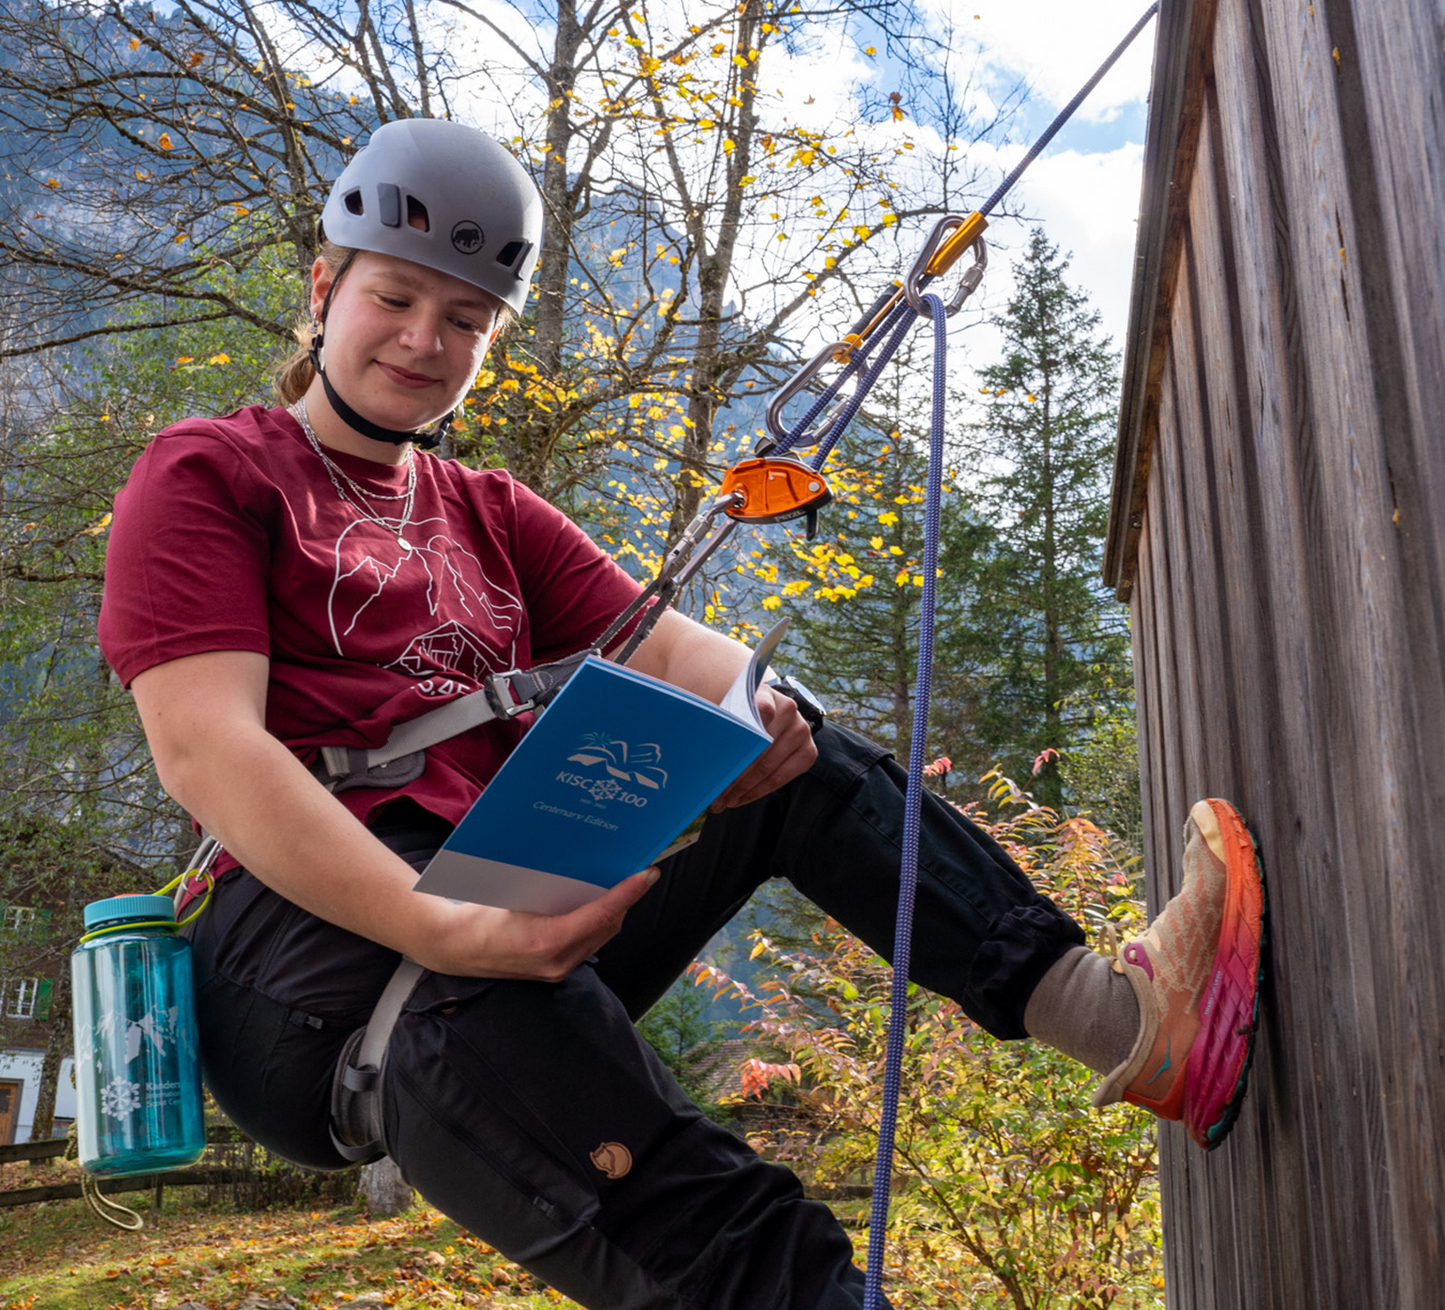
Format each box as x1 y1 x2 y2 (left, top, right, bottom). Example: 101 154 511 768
590 1141 632 1178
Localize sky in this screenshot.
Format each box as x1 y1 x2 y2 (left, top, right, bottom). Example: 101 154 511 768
919 0 1158 359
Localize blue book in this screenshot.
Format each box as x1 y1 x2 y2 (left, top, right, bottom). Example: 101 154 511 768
413 622 787 914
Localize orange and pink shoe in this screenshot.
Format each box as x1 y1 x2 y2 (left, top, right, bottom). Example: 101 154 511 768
1094 799 1267 1149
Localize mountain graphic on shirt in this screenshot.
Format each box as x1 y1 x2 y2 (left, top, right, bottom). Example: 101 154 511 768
328 517 523 680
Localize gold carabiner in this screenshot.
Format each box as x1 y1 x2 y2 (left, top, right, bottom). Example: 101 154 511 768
904 212 989 317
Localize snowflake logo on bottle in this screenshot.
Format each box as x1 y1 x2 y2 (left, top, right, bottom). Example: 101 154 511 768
99 1075 145 1121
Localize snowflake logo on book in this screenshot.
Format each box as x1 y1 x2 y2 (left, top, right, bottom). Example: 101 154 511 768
567 733 668 791
100 1075 143 1121
590 778 622 802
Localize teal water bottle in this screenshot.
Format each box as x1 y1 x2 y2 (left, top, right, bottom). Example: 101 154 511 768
71 895 206 1176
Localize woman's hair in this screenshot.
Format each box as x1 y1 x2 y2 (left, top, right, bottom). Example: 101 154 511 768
273 239 517 408
273 240 351 406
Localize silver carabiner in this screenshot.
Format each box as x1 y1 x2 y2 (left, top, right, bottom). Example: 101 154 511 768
764 339 858 449
903 214 988 317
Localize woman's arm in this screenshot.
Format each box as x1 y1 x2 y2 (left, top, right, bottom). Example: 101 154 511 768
131 650 656 981
625 609 818 809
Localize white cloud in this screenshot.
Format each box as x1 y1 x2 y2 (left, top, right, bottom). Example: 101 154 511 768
988 141 1147 348
929 0 1159 122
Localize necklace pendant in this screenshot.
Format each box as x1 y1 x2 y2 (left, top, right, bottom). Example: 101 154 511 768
397 535 412 551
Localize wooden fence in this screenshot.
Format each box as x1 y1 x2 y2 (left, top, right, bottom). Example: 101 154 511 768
0 1127 355 1212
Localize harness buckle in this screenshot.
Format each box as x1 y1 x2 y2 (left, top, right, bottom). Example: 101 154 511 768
482 671 536 719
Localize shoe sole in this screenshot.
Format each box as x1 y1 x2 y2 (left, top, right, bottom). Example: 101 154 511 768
1183 798 1268 1150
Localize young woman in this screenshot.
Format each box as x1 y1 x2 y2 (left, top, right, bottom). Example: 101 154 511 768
99 118 1265 1310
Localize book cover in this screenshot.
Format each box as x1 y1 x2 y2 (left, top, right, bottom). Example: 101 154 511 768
413 622 787 914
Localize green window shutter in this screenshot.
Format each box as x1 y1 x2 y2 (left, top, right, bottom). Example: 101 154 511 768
35 978 53 1021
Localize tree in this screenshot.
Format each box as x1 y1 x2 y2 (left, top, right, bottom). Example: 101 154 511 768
0 0 1018 520
0 278 293 1137
752 327 1005 784
966 229 1131 808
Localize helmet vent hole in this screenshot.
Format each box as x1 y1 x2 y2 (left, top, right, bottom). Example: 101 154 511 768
343 189 364 216
496 239 532 271
406 196 430 232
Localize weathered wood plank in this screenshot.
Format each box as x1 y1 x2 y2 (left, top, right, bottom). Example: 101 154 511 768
1249 5 1440 1307
1204 2 1355 1306
1130 526 1168 908
1107 0 1222 598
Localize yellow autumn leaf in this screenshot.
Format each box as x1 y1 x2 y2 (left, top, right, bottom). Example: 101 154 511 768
129 37 140 49
158 133 174 149
207 353 231 365
81 512 113 536
45 178 59 189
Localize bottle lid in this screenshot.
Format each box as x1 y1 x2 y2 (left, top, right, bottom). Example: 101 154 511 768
83 894 177 931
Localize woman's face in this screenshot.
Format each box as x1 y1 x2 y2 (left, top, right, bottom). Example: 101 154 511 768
310 251 502 435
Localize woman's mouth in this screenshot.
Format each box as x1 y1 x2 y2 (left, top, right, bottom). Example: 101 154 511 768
377 361 438 389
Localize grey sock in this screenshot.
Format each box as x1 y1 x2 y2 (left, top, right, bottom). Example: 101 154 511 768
1023 945 1143 1075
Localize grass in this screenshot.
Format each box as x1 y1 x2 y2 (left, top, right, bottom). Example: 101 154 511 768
0 1174 581 1310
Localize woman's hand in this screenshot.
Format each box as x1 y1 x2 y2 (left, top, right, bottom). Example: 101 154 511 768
709 684 816 811
420 868 659 981
626 610 819 811
132 649 657 983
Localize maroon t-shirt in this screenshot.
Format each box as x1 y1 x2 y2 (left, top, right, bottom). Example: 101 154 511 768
99 405 645 853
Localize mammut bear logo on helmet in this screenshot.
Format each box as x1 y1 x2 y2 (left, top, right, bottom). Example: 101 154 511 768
451 221 484 254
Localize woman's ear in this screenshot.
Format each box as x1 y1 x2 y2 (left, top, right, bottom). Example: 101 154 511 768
309 256 334 322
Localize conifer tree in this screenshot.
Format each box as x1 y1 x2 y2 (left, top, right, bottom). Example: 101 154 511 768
966 228 1130 808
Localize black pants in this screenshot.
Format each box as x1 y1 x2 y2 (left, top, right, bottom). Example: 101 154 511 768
188 723 1083 1310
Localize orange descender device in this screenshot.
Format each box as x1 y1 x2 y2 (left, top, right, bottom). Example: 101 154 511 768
602 455 834 663
718 456 833 535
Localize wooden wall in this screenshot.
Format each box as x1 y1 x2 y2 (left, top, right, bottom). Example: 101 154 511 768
1104 0 1445 1306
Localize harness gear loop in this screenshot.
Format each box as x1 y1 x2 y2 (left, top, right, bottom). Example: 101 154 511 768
329 958 426 1163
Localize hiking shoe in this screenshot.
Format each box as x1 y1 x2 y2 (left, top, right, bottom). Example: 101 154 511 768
1093 799 1266 1149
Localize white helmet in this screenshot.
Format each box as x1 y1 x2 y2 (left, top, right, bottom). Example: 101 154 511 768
319 119 543 314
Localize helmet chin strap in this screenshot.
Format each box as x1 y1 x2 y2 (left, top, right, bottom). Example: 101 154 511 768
307 250 454 452
308 336 453 451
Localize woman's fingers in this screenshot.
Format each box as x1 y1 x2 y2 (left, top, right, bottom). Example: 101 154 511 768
711 689 817 811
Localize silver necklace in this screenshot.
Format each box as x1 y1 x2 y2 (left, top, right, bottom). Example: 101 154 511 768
290 398 418 552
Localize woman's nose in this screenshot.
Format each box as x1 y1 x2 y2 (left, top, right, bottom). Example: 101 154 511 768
397 311 444 354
